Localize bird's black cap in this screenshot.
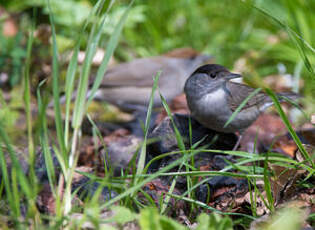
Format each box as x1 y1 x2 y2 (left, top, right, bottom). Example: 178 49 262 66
192 64 229 76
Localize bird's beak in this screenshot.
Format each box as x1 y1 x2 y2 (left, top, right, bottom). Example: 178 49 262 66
226 73 242 79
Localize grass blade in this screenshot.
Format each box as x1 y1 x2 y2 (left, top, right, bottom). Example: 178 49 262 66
23 21 37 203
87 0 134 105
263 153 274 212
101 149 202 209
0 146 18 218
72 0 114 129
23 25 35 162
37 81 57 190
64 45 79 147
249 3 314 75
64 0 110 146
47 0 66 155
135 72 161 180
224 88 262 128
266 88 314 168
159 93 190 214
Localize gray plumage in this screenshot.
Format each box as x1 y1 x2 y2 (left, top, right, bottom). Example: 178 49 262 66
184 64 298 133
92 53 212 110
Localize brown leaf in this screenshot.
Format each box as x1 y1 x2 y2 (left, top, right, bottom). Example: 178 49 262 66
273 136 297 157
0 9 17 37
241 113 288 152
269 163 303 205
163 47 200 58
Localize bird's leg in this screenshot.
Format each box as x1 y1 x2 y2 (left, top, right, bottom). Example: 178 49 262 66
232 132 243 151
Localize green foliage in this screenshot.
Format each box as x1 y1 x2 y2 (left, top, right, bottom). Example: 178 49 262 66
0 0 314 228
109 206 137 225
120 0 315 96
138 209 234 230
43 0 91 27
196 213 233 230
254 206 306 230
3 0 92 50
102 5 147 35
3 0 315 93
0 93 19 131
139 207 187 230
3 0 92 28
0 30 26 87
0 89 24 140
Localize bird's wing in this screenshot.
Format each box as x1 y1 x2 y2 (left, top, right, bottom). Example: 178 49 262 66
99 57 175 87
95 86 158 106
225 81 268 112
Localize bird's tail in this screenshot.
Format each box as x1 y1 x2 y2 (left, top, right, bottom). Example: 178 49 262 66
277 92 300 103
260 92 300 112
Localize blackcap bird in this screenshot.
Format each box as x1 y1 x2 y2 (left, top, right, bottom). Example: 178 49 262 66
184 64 299 150
91 48 212 111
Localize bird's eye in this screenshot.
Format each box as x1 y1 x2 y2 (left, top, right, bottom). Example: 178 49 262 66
209 73 216 78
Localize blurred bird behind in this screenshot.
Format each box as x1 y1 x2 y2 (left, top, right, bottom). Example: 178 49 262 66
89 48 212 111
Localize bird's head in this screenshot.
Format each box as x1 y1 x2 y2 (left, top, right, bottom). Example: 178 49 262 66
192 64 241 82
184 64 242 98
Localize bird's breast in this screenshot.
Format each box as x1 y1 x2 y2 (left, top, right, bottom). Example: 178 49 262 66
189 87 261 133
200 88 228 113
188 88 233 131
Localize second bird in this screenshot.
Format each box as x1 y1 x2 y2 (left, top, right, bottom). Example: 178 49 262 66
90 48 212 111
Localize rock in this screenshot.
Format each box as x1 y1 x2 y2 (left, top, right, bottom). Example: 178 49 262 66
99 135 142 176
35 147 60 183
146 114 238 171
195 176 248 203
72 176 117 203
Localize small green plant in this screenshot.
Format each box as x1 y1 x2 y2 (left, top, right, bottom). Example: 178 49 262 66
0 29 26 87
253 206 307 230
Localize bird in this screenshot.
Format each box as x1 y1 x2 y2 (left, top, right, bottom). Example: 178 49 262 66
184 64 299 150
90 48 212 111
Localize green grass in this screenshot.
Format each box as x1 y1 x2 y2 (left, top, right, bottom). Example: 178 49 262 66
0 0 314 229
